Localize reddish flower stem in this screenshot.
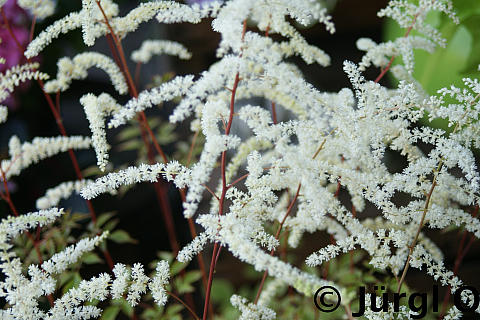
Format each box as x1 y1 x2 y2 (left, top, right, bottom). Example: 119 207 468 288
1 9 23 51
167 290 200 320
1 8 99 224
374 11 421 83
95 1 179 252
202 19 247 320
397 164 441 293
1 6 125 274
271 102 277 124
0 169 54 306
28 15 37 43
254 184 302 304
96 1 202 313
439 205 478 319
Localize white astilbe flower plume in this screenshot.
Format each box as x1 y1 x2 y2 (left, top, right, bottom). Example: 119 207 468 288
80 163 165 200
44 53 128 94
0 209 64 320
81 0 96 46
131 39 192 63
108 75 194 128
36 180 95 210
110 264 129 299
42 233 109 275
24 0 119 58
5 0 480 319
177 232 209 263
80 161 194 200
18 0 56 19
356 36 435 74
127 263 149 306
1 135 91 179
230 294 276 320
0 208 64 245
1 63 49 102
80 93 122 171
26 0 219 57
149 260 170 307
0 105 7 123
378 0 458 48
0 209 170 318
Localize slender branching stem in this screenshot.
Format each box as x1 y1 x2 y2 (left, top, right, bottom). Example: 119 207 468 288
202 18 247 320
374 10 421 83
254 184 301 304
167 290 201 320
397 163 442 293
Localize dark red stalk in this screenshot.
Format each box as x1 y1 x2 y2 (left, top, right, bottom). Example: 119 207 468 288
439 205 478 318
254 184 302 304
201 19 247 320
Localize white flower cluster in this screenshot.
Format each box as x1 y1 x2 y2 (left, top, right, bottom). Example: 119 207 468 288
353 0 459 78
108 75 194 128
0 208 64 246
378 0 458 48
0 105 7 123
36 179 117 210
25 0 119 57
1 63 49 102
110 261 170 307
131 39 192 64
42 233 109 275
0 209 170 319
356 36 435 74
149 260 170 306
80 93 121 171
80 163 164 200
80 160 192 200
26 0 221 58
44 53 128 94
1 135 91 179
18 0 56 19
47 260 170 318
230 294 276 320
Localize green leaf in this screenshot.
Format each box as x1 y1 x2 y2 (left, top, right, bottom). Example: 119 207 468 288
103 219 119 232
174 277 194 294
117 139 144 152
170 260 188 276
165 304 183 316
183 270 202 284
462 14 480 72
82 252 103 264
210 279 234 305
158 251 174 263
82 165 104 178
62 272 82 294
95 212 115 228
109 230 137 244
117 126 141 142
114 299 134 317
100 306 121 320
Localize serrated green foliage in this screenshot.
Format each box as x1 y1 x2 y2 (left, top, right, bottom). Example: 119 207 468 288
100 306 121 320
109 229 137 244
173 270 201 294
384 0 480 132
